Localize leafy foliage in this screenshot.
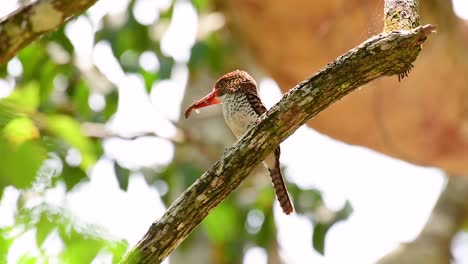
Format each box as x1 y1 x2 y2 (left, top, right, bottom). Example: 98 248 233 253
1 204 127 264
114 161 131 191
312 201 353 255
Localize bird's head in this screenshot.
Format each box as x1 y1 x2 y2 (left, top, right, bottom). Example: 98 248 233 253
184 70 257 118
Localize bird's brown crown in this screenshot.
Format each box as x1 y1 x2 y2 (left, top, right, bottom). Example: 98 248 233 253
214 70 258 96
184 70 259 118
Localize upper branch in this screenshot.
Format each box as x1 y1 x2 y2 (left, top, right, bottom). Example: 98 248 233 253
121 24 435 264
384 0 420 32
0 0 98 64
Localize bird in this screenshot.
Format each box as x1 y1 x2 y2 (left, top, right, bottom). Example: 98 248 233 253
184 70 294 215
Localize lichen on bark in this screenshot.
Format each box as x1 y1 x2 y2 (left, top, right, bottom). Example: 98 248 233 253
384 0 420 32
0 0 98 64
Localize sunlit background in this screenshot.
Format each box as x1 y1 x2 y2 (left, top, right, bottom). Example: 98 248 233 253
0 0 467 263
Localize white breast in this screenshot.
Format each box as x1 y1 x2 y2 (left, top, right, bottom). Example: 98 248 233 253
222 94 259 139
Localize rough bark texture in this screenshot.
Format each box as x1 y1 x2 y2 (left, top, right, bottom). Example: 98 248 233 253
384 0 419 32
376 176 468 264
0 0 99 64
222 0 468 174
121 25 434 263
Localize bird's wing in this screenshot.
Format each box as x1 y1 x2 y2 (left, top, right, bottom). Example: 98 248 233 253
245 91 267 115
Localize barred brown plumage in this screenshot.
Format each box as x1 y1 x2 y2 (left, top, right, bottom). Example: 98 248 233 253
185 70 294 215
267 148 294 214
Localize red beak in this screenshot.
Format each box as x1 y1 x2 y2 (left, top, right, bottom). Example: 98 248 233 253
184 88 221 118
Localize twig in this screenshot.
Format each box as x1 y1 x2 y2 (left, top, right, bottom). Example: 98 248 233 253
81 122 184 143
81 122 221 161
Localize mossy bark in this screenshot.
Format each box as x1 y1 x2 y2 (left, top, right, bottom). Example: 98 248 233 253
0 0 98 64
384 0 420 32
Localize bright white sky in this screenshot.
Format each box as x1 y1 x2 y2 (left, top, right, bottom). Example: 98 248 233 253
0 0 467 263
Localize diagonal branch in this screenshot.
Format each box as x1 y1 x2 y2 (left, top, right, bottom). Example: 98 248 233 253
0 0 99 64
121 23 435 263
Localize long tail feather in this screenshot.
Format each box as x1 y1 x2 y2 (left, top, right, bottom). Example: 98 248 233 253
266 148 294 214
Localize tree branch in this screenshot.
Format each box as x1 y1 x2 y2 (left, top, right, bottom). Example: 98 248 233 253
384 0 420 32
121 22 435 263
384 0 421 80
377 175 468 264
0 0 98 64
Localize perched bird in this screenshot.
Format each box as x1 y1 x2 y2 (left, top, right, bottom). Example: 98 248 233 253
185 70 294 215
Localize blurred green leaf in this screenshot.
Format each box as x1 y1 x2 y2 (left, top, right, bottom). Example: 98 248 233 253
6 81 40 112
189 33 233 74
61 164 88 191
45 115 97 169
3 117 40 144
158 55 174 80
71 79 91 119
255 208 275 248
189 42 209 71
98 16 149 59
41 136 69 156
159 4 174 19
337 201 353 221
36 211 56 247
104 91 119 120
114 161 130 191
255 185 276 210
59 237 104 264
191 0 210 12
0 140 46 189
109 240 129 264
296 188 324 214
312 201 353 255
38 61 58 105
57 221 128 264
0 228 13 263
157 161 204 205
44 26 75 54
312 223 328 255
461 221 468 231
17 43 47 80
0 64 7 77
139 70 160 93
202 201 238 243
11 205 128 264
17 254 38 264
0 101 21 129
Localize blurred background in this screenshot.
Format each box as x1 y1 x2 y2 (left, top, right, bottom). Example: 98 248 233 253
0 0 467 263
